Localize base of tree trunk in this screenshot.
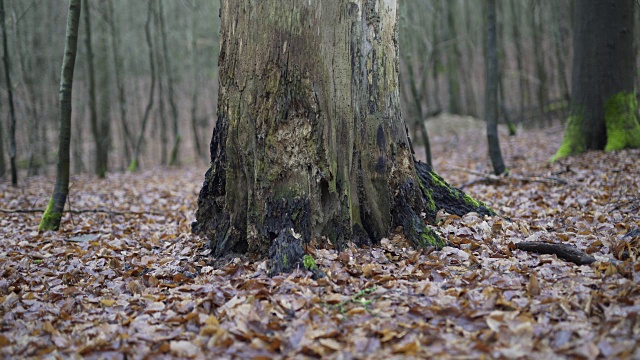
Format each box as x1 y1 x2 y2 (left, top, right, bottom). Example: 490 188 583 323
193 156 494 275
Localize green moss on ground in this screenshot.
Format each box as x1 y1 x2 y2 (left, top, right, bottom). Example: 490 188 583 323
38 198 61 231
303 254 318 270
604 92 640 152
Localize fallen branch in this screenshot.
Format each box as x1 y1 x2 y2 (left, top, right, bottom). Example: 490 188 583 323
0 208 163 216
449 166 568 189
514 241 595 265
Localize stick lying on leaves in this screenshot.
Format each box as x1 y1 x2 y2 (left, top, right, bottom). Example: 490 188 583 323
450 166 568 189
0 208 163 216
514 241 595 265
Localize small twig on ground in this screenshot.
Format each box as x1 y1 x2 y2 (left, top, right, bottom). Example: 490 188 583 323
0 208 163 216
514 241 595 265
450 166 568 189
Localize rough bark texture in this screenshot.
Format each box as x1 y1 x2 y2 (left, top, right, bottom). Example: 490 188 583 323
553 0 640 160
194 0 493 273
39 0 81 231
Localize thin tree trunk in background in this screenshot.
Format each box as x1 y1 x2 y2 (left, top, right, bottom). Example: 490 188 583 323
461 0 477 117
12 5 42 176
496 0 515 136
409 63 432 167
431 0 442 111
510 0 527 125
0 95 4 177
445 0 461 114
82 0 102 177
95 2 111 178
530 1 548 127
72 95 86 173
107 1 132 166
551 1 569 122
39 0 81 231
130 0 156 171
156 0 180 166
152 3 168 166
1 0 18 186
485 0 506 175
189 4 203 161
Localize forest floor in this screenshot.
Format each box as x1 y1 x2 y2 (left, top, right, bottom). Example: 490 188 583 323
1 115 639 359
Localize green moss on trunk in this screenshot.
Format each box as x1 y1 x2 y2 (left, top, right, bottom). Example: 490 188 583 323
552 114 585 162
604 92 640 151
38 198 62 231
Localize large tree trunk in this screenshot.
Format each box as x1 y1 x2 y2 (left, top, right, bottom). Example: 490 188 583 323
194 0 492 273
553 0 640 160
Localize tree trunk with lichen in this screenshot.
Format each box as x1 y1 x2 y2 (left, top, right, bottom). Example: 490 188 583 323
194 0 493 274
553 0 640 161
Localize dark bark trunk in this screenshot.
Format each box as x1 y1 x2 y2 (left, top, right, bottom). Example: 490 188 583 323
510 0 527 125
194 0 493 274
107 1 133 167
485 0 506 175
530 1 548 127
554 0 640 160
39 0 80 231
1 0 17 186
445 0 461 115
130 0 156 171
156 0 180 166
82 0 107 178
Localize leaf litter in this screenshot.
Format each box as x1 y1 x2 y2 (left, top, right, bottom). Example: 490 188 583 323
1 121 639 359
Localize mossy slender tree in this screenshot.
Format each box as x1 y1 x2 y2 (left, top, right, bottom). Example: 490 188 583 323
553 0 640 160
39 0 81 231
194 0 493 274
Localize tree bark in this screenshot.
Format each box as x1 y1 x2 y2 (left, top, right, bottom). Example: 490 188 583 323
39 0 81 231
445 0 461 115
107 1 133 167
82 0 107 178
529 1 548 127
156 0 180 166
0 0 18 186
553 0 640 160
509 0 527 125
194 0 493 274
130 0 156 171
485 0 506 175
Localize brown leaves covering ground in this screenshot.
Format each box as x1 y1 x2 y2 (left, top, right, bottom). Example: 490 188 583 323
1 116 639 359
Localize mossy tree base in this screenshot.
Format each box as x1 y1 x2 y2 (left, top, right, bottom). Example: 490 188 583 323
38 198 63 231
554 1 638 161
193 0 495 275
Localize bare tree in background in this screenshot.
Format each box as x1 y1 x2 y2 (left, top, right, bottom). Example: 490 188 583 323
1 0 17 185
485 0 506 175
130 0 156 171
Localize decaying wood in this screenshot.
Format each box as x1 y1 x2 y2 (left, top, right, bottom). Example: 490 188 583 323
515 241 595 265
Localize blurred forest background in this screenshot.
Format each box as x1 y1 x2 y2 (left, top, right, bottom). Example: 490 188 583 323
0 0 638 180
